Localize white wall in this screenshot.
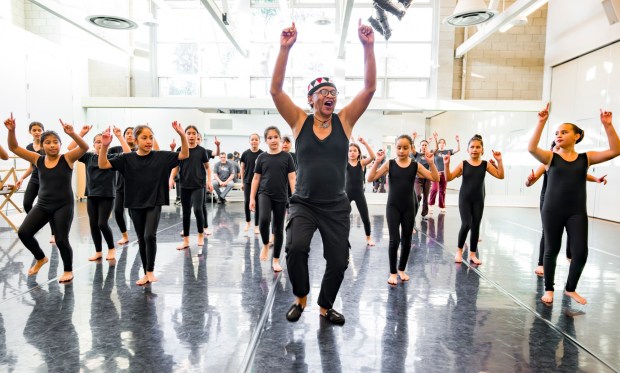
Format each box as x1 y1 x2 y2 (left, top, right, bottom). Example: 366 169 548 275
429 110 543 207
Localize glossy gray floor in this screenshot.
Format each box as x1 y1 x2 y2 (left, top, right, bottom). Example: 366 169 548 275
0 200 618 372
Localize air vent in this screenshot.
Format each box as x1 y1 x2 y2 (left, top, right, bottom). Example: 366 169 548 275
87 15 138 30
443 0 497 27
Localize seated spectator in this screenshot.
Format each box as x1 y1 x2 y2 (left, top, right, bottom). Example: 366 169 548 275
213 153 236 203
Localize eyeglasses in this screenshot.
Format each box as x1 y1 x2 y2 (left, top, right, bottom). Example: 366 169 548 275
316 89 339 97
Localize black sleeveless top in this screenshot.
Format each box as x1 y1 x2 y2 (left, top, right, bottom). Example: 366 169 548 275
387 159 418 208
36 154 74 210
346 161 365 195
294 114 348 203
26 143 45 184
542 153 588 215
459 161 487 201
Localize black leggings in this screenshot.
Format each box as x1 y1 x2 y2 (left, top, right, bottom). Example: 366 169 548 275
457 197 484 252
258 194 286 259
114 190 127 233
541 210 588 292
86 197 115 252
18 203 74 272
346 190 371 236
386 205 415 274
202 189 209 229
181 188 205 236
129 206 162 273
23 181 55 235
243 183 259 225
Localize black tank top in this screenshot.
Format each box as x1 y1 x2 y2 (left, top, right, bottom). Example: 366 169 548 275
294 114 348 203
459 161 487 200
542 153 588 215
26 143 45 184
36 154 74 210
387 159 417 208
346 161 365 195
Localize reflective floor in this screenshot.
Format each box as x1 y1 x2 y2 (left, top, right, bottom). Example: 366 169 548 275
0 198 618 372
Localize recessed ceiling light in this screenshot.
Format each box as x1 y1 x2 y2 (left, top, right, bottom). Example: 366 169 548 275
87 15 138 30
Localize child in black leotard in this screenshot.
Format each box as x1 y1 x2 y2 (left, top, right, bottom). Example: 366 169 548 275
249 126 296 272
346 137 376 246
108 127 136 246
528 104 620 305
99 123 189 286
240 134 263 234
367 135 439 285
5 114 89 283
444 134 504 265
169 125 213 250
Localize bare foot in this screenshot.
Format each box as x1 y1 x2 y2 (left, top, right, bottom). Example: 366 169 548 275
136 275 150 286
146 272 158 283
59 271 73 283
469 253 482 265
454 249 463 263
366 237 375 246
177 238 190 250
28 257 49 276
244 222 250 232
534 266 544 276
88 253 103 261
117 233 129 245
204 228 212 236
106 249 116 261
564 291 587 305
197 233 204 247
398 270 410 282
387 274 398 285
260 244 269 261
49 235 55 244
541 291 554 304
254 226 260 235
272 258 282 272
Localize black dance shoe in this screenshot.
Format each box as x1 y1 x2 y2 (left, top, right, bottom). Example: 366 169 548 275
286 303 304 322
321 309 345 325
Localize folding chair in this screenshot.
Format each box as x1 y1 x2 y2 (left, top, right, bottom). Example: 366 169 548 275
0 167 22 231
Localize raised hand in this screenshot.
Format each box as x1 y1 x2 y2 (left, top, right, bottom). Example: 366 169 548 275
375 148 386 163
280 22 297 49
598 174 608 185
358 19 374 45
455 134 460 142
526 169 536 185
214 136 220 146
538 103 550 123
433 131 438 138
443 153 451 164
59 119 75 135
171 121 184 135
424 151 435 164
492 149 502 162
600 109 613 126
358 136 366 144
4 113 15 131
427 136 434 143
79 125 92 136
170 138 177 151
112 126 122 137
412 131 418 139
101 127 113 146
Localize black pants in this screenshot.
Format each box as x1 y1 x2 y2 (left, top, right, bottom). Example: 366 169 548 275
181 187 205 236
414 177 431 217
202 189 209 229
87 197 115 252
129 206 162 273
537 196 571 265
114 190 128 233
243 183 259 225
386 204 415 274
542 210 588 292
457 196 484 252
285 196 350 310
258 194 286 259
23 181 55 235
346 190 371 236
18 202 74 272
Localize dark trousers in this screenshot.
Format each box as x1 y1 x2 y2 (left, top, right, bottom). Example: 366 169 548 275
285 197 351 310
181 188 205 236
457 196 484 252
258 194 287 259
429 172 447 208
386 204 415 274
243 183 259 225
542 210 588 292
86 197 115 252
23 181 55 235
18 202 74 272
346 190 371 236
129 206 162 273
114 190 128 233
414 177 431 217
202 189 209 228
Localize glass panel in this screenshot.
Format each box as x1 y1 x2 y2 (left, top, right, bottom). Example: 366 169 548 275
288 43 335 77
344 78 384 98
159 78 199 96
199 43 245 77
201 78 245 97
386 43 431 77
158 43 200 76
344 43 387 77
387 79 428 98
389 7 433 42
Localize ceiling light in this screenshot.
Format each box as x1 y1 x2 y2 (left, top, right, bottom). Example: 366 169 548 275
443 0 498 27
87 15 138 30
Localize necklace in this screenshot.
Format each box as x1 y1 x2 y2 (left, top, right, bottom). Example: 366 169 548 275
314 115 331 129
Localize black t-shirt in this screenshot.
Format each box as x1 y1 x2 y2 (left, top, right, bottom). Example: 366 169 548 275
178 145 209 189
109 145 127 192
254 151 296 202
413 152 430 170
434 149 454 172
26 143 45 184
78 152 117 198
36 155 73 210
109 151 179 208
240 149 264 184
